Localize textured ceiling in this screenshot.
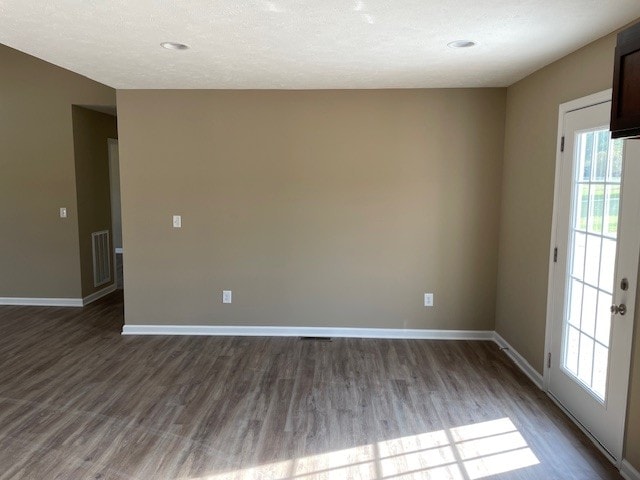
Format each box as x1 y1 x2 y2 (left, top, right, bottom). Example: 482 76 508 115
1 1 639 89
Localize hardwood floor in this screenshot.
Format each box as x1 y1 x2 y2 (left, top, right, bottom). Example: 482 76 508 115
0 292 622 479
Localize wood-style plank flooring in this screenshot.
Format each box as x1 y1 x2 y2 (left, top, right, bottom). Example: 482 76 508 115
0 292 622 479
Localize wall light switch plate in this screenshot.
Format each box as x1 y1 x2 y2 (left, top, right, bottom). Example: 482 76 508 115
59 207 67 218
424 293 434 307
172 215 182 228
222 290 232 304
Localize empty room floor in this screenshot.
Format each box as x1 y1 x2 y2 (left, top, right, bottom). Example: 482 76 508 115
0 292 622 479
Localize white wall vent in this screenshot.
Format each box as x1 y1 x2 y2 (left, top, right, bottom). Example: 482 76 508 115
92 230 111 287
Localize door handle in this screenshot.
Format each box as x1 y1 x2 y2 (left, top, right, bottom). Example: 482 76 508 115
611 304 627 316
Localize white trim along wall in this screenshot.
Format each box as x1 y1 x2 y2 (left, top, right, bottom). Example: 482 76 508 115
0 283 116 307
122 325 494 340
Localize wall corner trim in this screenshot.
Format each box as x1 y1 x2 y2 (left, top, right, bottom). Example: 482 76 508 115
492 332 544 389
82 283 117 306
121 325 495 340
621 459 640 480
0 297 83 307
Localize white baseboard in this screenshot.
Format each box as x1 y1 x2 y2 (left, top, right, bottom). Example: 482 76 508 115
122 324 495 340
0 283 116 308
622 459 640 480
492 332 544 389
0 297 83 307
82 283 117 306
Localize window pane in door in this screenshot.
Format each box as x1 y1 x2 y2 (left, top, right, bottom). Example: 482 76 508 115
569 280 583 328
572 232 586 279
578 334 594 385
593 130 609 182
608 140 623 182
592 343 609 400
565 326 580 376
588 184 605 234
603 185 620 237
581 285 597 337
599 239 616 293
584 235 602 286
580 132 594 181
576 185 590 231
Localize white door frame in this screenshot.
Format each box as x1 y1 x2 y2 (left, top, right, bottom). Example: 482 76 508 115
108 138 122 254
543 88 633 467
107 138 122 291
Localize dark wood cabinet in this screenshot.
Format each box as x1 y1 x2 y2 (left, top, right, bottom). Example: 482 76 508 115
611 21 640 139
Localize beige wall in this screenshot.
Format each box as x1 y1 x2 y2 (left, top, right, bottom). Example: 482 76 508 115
0 44 116 299
72 107 118 297
117 89 506 330
495 28 640 468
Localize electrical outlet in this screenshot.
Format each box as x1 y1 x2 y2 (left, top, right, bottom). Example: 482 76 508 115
222 290 232 304
424 293 434 307
59 207 67 218
172 215 182 228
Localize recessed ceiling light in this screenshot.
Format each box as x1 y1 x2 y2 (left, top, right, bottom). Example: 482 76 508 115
447 40 477 49
160 42 190 50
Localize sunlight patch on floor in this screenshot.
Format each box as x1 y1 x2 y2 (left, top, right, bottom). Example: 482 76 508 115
187 417 539 480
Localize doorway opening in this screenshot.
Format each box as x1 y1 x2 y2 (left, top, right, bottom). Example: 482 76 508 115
71 105 121 304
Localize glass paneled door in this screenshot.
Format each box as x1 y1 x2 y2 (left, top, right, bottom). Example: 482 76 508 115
548 98 640 461
563 129 622 401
